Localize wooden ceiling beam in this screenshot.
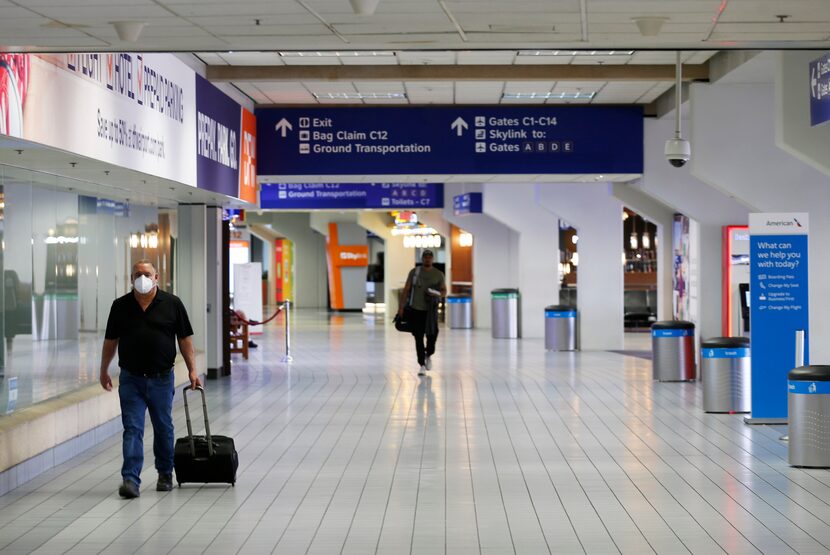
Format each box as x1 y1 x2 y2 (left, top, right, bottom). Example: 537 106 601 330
206 63 709 83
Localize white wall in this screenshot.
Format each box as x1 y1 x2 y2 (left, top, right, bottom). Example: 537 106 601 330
536 183 625 350
778 50 830 178
689 76 830 361
637 115 750 339
357 211 413 316
442 183 518 329
246 212 328 309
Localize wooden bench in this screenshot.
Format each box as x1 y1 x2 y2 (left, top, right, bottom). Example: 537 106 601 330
229 312 249 359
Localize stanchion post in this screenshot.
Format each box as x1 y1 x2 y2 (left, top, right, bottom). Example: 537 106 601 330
281 300 294 363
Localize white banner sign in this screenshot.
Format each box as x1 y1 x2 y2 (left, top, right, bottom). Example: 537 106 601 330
1 53 197 186
233 262 263 336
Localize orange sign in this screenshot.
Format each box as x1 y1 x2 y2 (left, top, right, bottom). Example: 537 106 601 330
238 108 257 204
325 222 368 309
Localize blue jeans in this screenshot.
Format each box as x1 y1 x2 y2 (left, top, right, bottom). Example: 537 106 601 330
118 370 175 486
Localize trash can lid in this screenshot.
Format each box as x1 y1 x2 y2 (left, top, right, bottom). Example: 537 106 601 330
492 288 519 295
447 294 471 298
788 365 830 381
701 337 750 348
652 320 695 330
545 305 574 312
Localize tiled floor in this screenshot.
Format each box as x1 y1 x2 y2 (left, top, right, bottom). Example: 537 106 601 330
0 310 828 554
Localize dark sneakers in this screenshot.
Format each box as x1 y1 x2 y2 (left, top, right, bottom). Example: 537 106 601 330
156 473 174 492
118 480 140 499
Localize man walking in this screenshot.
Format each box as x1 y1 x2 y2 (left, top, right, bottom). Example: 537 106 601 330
100 260 201 499
398 250 446 376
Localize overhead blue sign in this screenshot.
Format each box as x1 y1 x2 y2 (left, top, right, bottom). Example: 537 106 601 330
453 192 483 216
749 212 809 421
256 106 643 176
260 183 443 210
810 52 830 126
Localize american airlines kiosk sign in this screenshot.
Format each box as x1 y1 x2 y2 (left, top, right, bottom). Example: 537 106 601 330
748 212 809 422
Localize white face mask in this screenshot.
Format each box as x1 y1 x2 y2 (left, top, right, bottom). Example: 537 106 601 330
133 275 156 295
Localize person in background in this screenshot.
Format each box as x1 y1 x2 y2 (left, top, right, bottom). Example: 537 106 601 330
398 249 446 376
100 260 201 499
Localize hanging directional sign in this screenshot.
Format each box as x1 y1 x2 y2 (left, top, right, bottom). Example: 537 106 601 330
809 52 830 126
453 192 483 215
260 182 443 210
256 106 643 177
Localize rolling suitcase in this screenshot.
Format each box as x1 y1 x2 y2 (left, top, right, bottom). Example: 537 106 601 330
174 386 238 486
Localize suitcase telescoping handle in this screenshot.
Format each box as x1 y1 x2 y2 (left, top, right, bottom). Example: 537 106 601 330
182 386 214 457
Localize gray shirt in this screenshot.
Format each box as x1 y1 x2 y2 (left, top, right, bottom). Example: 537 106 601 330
407 266 445 311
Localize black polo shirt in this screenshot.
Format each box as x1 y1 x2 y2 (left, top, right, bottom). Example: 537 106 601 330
104 289 194 373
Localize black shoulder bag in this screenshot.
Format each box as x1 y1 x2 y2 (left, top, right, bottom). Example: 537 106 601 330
393 267 420 332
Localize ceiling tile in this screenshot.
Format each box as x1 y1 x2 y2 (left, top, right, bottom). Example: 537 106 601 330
503 81 555 93
405 81 454 103
397 51 458 65
455 81 504 103
457 50 516 65
353 81 406 93
514 54 575 65
196 52 229 65
221 51 284 65
339 54 399 65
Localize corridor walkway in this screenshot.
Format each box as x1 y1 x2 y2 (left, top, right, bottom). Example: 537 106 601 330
0 311 826 554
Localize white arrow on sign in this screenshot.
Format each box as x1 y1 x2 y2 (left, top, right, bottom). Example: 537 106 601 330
275 118 293 138
451 117 468 137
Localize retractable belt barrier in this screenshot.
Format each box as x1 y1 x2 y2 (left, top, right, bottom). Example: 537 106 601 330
231 304 284 326
230 300 294 363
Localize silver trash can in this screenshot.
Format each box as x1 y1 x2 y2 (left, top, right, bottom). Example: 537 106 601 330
652 321 696 381
788 366 830 467
448 295 473 329
545 305 576 351
491 289 520 339
701 337 750 413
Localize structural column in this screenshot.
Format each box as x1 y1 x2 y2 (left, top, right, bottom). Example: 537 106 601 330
205 206 224 378
443 184 520 330
537 183 625 350
176 204 208 364
483 182 559 339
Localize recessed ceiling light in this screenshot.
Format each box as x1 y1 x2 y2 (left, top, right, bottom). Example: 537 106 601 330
517 50 634 57
279 51 396 58
503 91 596 100
314 92 407 100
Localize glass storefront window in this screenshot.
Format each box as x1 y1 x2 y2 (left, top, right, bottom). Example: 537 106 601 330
0 164 172 415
